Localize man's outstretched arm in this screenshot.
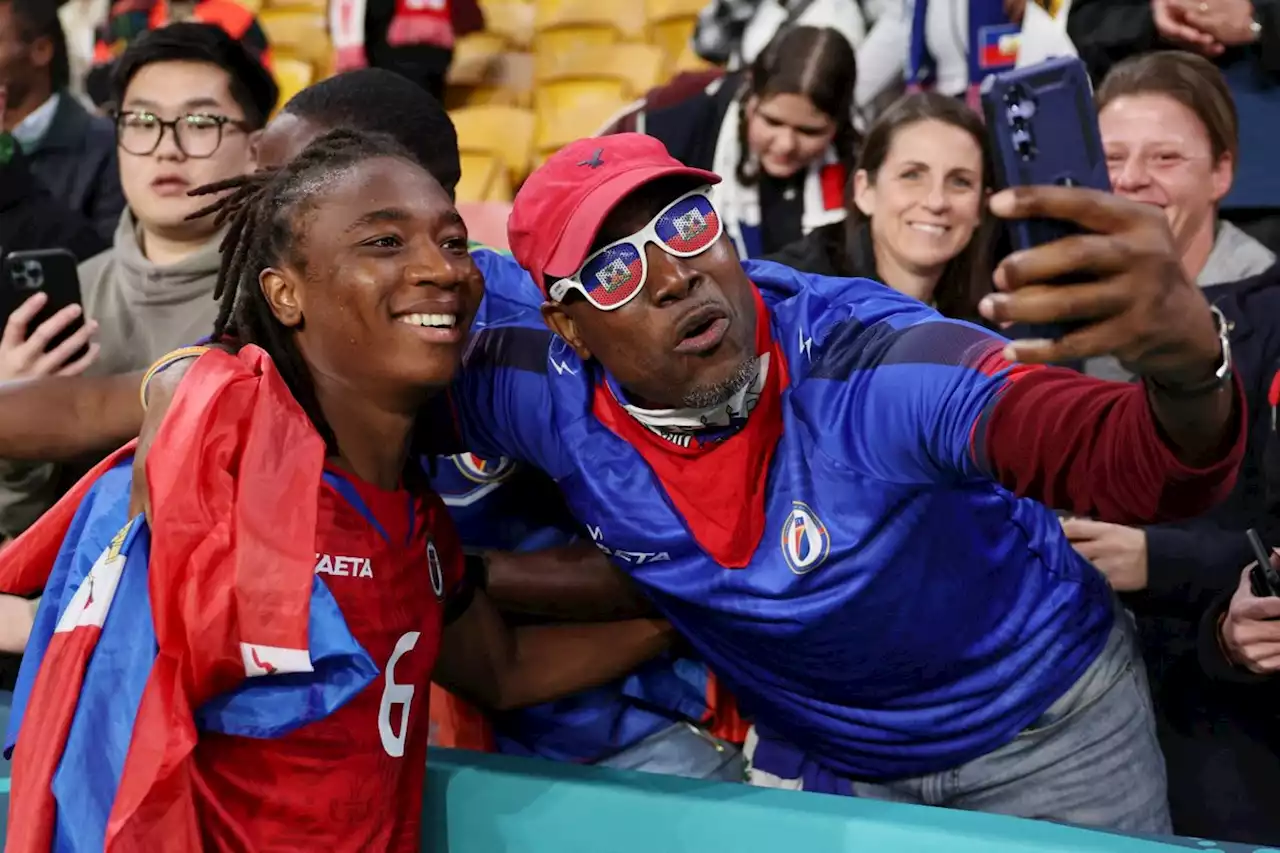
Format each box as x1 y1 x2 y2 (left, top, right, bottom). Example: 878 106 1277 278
0 372 145 461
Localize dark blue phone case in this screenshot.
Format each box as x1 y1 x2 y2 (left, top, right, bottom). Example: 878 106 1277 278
980 56 1112 341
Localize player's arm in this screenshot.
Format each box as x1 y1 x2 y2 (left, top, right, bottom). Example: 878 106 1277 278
0 593 37 653
129 345 237 518
0 372 143 460
434 588 675 712
479 544 656 620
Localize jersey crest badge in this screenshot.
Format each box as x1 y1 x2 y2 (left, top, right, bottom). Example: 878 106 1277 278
451 453 517 485
780 501 830 575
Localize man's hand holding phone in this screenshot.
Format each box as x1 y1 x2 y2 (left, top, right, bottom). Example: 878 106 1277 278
0 291 99 382
977 185 1222 388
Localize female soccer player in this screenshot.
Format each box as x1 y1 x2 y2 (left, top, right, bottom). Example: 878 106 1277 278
2 128 673 853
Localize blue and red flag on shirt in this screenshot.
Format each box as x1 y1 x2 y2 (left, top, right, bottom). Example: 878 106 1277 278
0 347 375 853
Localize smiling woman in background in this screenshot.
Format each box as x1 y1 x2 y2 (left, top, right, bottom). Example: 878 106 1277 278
767 91 995 324
637 25 859 259
1098 51 1274 298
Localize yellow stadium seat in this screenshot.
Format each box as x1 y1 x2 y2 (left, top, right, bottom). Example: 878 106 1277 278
649 17 696 68
271 56 315 115
259 10 333 71
453 51 536 109
533 0 645 57
457 153 515 204
450 105 536 185
448 32 508 86
232 0 264 11
535 78 631 122
535 99 627 163
485 2 536 48
535 43 665 96
645 0 705 19
646 0 703 66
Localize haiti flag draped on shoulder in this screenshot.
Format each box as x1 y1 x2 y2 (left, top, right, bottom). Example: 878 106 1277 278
0 346 380 852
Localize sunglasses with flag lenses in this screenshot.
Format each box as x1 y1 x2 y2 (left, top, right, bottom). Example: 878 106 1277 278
548 186 723 311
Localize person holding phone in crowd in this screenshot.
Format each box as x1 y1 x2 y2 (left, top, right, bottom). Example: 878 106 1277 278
0 23 272 544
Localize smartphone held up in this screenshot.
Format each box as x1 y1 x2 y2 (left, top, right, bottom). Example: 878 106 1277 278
980 56 1113 341
0 248 94 376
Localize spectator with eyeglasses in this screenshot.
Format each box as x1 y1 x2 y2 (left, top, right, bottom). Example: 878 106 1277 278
0 22 274 542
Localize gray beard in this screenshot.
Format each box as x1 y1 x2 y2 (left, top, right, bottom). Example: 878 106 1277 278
678 355 758 409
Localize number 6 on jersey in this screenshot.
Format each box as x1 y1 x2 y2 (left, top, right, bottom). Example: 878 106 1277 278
377 631 421 757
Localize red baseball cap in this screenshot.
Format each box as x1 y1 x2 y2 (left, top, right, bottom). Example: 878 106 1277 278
507 134 721 295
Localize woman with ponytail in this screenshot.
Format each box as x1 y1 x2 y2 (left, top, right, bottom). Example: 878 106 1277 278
630 25 859 259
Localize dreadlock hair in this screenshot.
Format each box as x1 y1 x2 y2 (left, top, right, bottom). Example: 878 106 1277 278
735 25 860 187
187 128 423 455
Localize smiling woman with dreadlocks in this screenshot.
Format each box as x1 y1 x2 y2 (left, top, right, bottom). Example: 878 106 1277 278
0 127 674 853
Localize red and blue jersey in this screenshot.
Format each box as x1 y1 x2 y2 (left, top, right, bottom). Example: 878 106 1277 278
432 257 1241 780
6 458 464 852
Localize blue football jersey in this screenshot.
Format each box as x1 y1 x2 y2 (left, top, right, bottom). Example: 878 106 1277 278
435 248 718 764
441 258 1115 779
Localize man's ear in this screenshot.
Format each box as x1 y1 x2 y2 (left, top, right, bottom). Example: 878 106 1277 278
260 267 303 327
541 302 591 361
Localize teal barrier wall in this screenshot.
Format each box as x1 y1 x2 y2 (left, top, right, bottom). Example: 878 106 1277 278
421 749 1266 853
1 748 1272 852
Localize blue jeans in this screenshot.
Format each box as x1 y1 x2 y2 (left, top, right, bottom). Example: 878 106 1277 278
747 606 1172 833
598 722 746 782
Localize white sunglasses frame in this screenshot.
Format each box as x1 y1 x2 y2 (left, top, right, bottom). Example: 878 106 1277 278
547 185 722 310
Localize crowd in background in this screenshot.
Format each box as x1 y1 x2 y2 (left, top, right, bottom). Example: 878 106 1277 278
2 0 1280 848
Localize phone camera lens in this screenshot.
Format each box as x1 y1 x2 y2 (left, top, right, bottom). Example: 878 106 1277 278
11 260 43 292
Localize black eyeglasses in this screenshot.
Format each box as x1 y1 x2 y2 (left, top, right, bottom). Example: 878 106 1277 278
114 111 251 159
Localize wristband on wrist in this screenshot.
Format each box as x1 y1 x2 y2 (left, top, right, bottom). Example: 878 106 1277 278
140 345 211 410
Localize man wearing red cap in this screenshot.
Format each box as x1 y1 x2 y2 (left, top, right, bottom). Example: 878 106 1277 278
430 132 1242 830
130 131 1240 829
